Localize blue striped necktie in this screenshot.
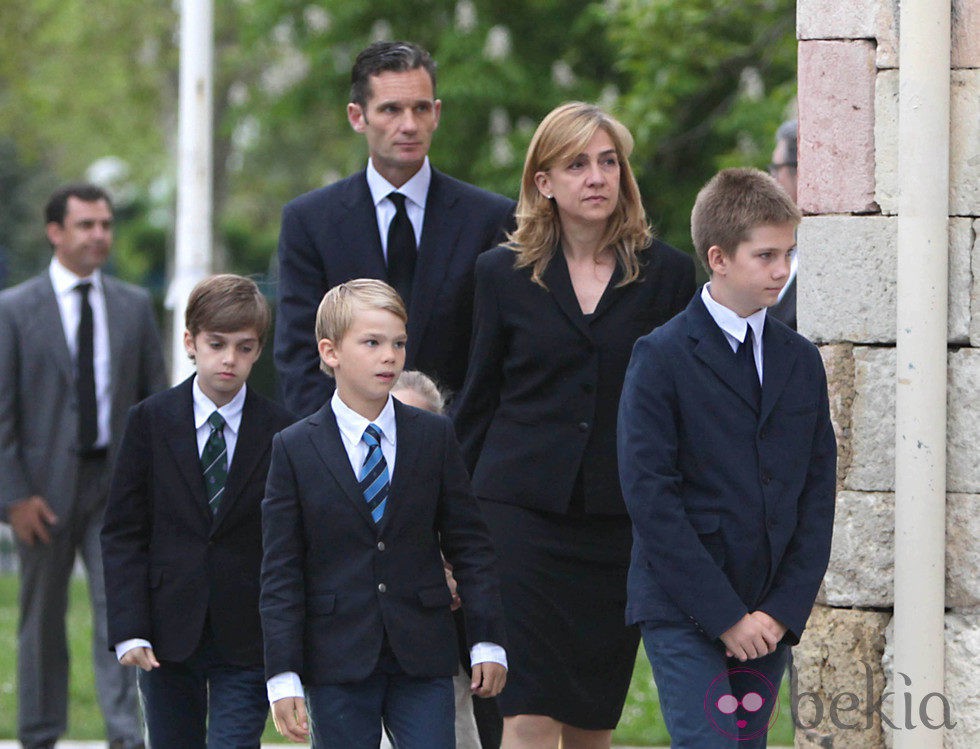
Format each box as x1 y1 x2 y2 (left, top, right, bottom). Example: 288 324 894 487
359 423 389 524
201 411 228 514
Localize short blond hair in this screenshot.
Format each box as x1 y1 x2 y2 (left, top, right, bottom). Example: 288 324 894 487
691 168 801 273
391 370 445 414
314 279 407 376
508 102 651 288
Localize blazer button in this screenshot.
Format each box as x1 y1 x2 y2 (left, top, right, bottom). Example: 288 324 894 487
761 473 772 485
767 517 778 530
581 382 594 393
377 541 386 551
377 583 387 593
578 421 589 432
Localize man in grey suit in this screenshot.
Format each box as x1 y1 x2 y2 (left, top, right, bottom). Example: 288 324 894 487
0 184 166 749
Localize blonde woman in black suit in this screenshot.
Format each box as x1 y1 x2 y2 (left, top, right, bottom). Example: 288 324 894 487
453 102 696 749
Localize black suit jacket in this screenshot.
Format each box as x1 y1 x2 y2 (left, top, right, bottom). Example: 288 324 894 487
101 377 294 665
452 243 695 515
260 399 505 685
274 168 516 416
618 292 836 642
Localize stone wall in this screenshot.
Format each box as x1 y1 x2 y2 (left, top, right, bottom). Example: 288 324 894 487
794 1 979 747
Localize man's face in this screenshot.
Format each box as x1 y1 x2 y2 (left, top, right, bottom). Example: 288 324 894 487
770 139 798 203
47 197 113 277
347 68 441 187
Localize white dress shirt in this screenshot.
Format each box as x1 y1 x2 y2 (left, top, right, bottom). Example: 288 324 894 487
114 378 248 661
267 390 506 704
49 258 111 449
366 156 430 256
701 283 766 383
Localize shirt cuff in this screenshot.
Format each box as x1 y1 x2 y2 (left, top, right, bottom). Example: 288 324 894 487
470 641 507 670
115 638 152 662
267 671 304 704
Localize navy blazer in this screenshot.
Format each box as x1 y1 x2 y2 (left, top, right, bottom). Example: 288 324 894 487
101 377 294 666
260 399 505 685
452 243 695 515
274 168 515 416
617 292 837 643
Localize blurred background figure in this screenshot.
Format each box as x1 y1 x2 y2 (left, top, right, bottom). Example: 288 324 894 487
767 118 799 330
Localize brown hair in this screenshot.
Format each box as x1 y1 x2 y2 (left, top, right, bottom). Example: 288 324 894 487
391 370 445 414
185 274 271 344
690 167 802 273
508 102 651 288
315 279 407 377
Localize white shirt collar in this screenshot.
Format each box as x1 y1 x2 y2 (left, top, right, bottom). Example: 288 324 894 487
49 257 103 296
331 390 397 448
701 283 767 344
192 376 246 435
366 157 431 212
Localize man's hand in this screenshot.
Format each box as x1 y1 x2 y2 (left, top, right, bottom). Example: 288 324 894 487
272 696 310 743
720 613 780 662
8 495 57 545
120 646 160 672
471 662 507 698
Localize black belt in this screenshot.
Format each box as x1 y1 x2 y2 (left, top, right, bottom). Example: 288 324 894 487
78 447 108 460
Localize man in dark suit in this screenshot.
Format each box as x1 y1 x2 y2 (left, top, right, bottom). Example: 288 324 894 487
618 169 836 748
274 40 515 418
0 184 166 749
101 274 294 747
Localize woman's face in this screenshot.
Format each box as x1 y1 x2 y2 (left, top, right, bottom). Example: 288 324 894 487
534 128 621 230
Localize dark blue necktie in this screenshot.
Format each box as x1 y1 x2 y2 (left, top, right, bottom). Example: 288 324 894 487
359 424 389 524
386 192 416 307
737 324 762 408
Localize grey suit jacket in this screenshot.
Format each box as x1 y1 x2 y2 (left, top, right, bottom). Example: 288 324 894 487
0 270 167 524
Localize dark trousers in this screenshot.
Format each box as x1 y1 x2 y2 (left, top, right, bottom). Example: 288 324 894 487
137 628 267 749
306 645 454 749
641 621 789 748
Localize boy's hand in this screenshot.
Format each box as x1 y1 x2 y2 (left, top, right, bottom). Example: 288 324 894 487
120 646 160 671
272 697 309 743
471 661 507 698
443 559 462 611
749 610 787 643
720 613 780 662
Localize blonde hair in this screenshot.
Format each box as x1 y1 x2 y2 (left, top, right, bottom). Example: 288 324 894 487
314 279 407 376
690 168 802 273
391 370 445 414
508 102 652 288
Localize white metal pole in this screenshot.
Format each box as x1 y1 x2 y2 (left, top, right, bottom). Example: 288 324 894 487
165 0 214 384
892 0 950 744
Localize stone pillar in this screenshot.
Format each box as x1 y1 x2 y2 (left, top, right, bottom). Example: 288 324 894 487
794 1 979 747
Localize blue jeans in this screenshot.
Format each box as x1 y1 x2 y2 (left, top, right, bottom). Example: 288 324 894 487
641 621 789 748
137 630 267 749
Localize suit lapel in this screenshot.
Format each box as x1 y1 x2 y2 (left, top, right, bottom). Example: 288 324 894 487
760 318 799 422
163 378 213 525
409 170 459 353
31 275 74 387
306 405 377 530
590 262 628 323
381 401 421 533
541 251 593 341
340 172 387 277
211 388 267 534
688 295 760 412
103 277 128 406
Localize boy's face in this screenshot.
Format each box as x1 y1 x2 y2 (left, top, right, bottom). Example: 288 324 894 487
708 222 796 318
319 307 407 418
184 328 262 407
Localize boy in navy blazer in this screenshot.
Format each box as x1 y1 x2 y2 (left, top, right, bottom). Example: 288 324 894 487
261 279 506 749
618 168 836 748
101 274 294 748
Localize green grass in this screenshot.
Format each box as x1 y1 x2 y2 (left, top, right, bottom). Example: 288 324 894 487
0 573 794 745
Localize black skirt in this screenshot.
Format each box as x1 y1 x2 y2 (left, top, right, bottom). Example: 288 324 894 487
479 497 640 730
